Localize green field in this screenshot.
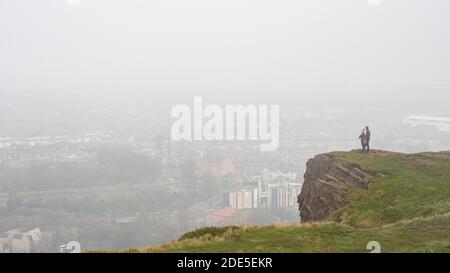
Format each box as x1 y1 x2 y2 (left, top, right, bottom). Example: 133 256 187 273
110 150 450 253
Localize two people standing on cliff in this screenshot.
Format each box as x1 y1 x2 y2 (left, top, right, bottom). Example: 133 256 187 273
359 126 371 153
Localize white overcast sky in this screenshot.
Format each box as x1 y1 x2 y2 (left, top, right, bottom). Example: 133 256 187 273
0 0 449 106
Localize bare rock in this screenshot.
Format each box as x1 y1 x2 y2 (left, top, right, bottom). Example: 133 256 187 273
298 154 373 222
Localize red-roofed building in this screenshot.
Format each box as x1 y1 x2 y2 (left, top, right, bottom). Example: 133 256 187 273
206 207 238 226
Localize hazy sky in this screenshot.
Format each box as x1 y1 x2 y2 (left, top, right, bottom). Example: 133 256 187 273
1 0 449 106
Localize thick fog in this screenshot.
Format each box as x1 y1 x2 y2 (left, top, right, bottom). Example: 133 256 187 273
0 0 449 252
1 0 450 106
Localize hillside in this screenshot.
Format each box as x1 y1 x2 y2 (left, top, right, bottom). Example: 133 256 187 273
114 150 450 253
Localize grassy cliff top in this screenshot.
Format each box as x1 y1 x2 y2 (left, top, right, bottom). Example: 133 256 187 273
112 150 450 253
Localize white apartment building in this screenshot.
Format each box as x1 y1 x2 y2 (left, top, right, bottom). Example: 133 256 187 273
0 227 43 253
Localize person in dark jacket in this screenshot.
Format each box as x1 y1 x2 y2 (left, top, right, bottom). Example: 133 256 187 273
359 129 367 153
365 126 371 152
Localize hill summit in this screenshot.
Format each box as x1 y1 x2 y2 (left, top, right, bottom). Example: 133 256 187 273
111 150 450 253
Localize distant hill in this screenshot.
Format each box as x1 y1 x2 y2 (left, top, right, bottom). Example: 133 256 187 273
105 150 450 253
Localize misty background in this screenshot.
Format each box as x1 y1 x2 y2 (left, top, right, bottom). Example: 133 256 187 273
0 0 449 252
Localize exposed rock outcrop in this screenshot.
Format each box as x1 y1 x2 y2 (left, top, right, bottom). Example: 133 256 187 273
298 154 373 222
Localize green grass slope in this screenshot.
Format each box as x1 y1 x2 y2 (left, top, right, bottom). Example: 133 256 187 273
120 150 450 253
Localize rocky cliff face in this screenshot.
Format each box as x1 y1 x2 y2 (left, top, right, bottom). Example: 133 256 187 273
298 154 373 222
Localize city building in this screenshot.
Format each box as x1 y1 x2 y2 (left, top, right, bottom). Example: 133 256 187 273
225 190 255 210
403 114 450 133
206 207 238 226
0 227 43 253
223 173 302 210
